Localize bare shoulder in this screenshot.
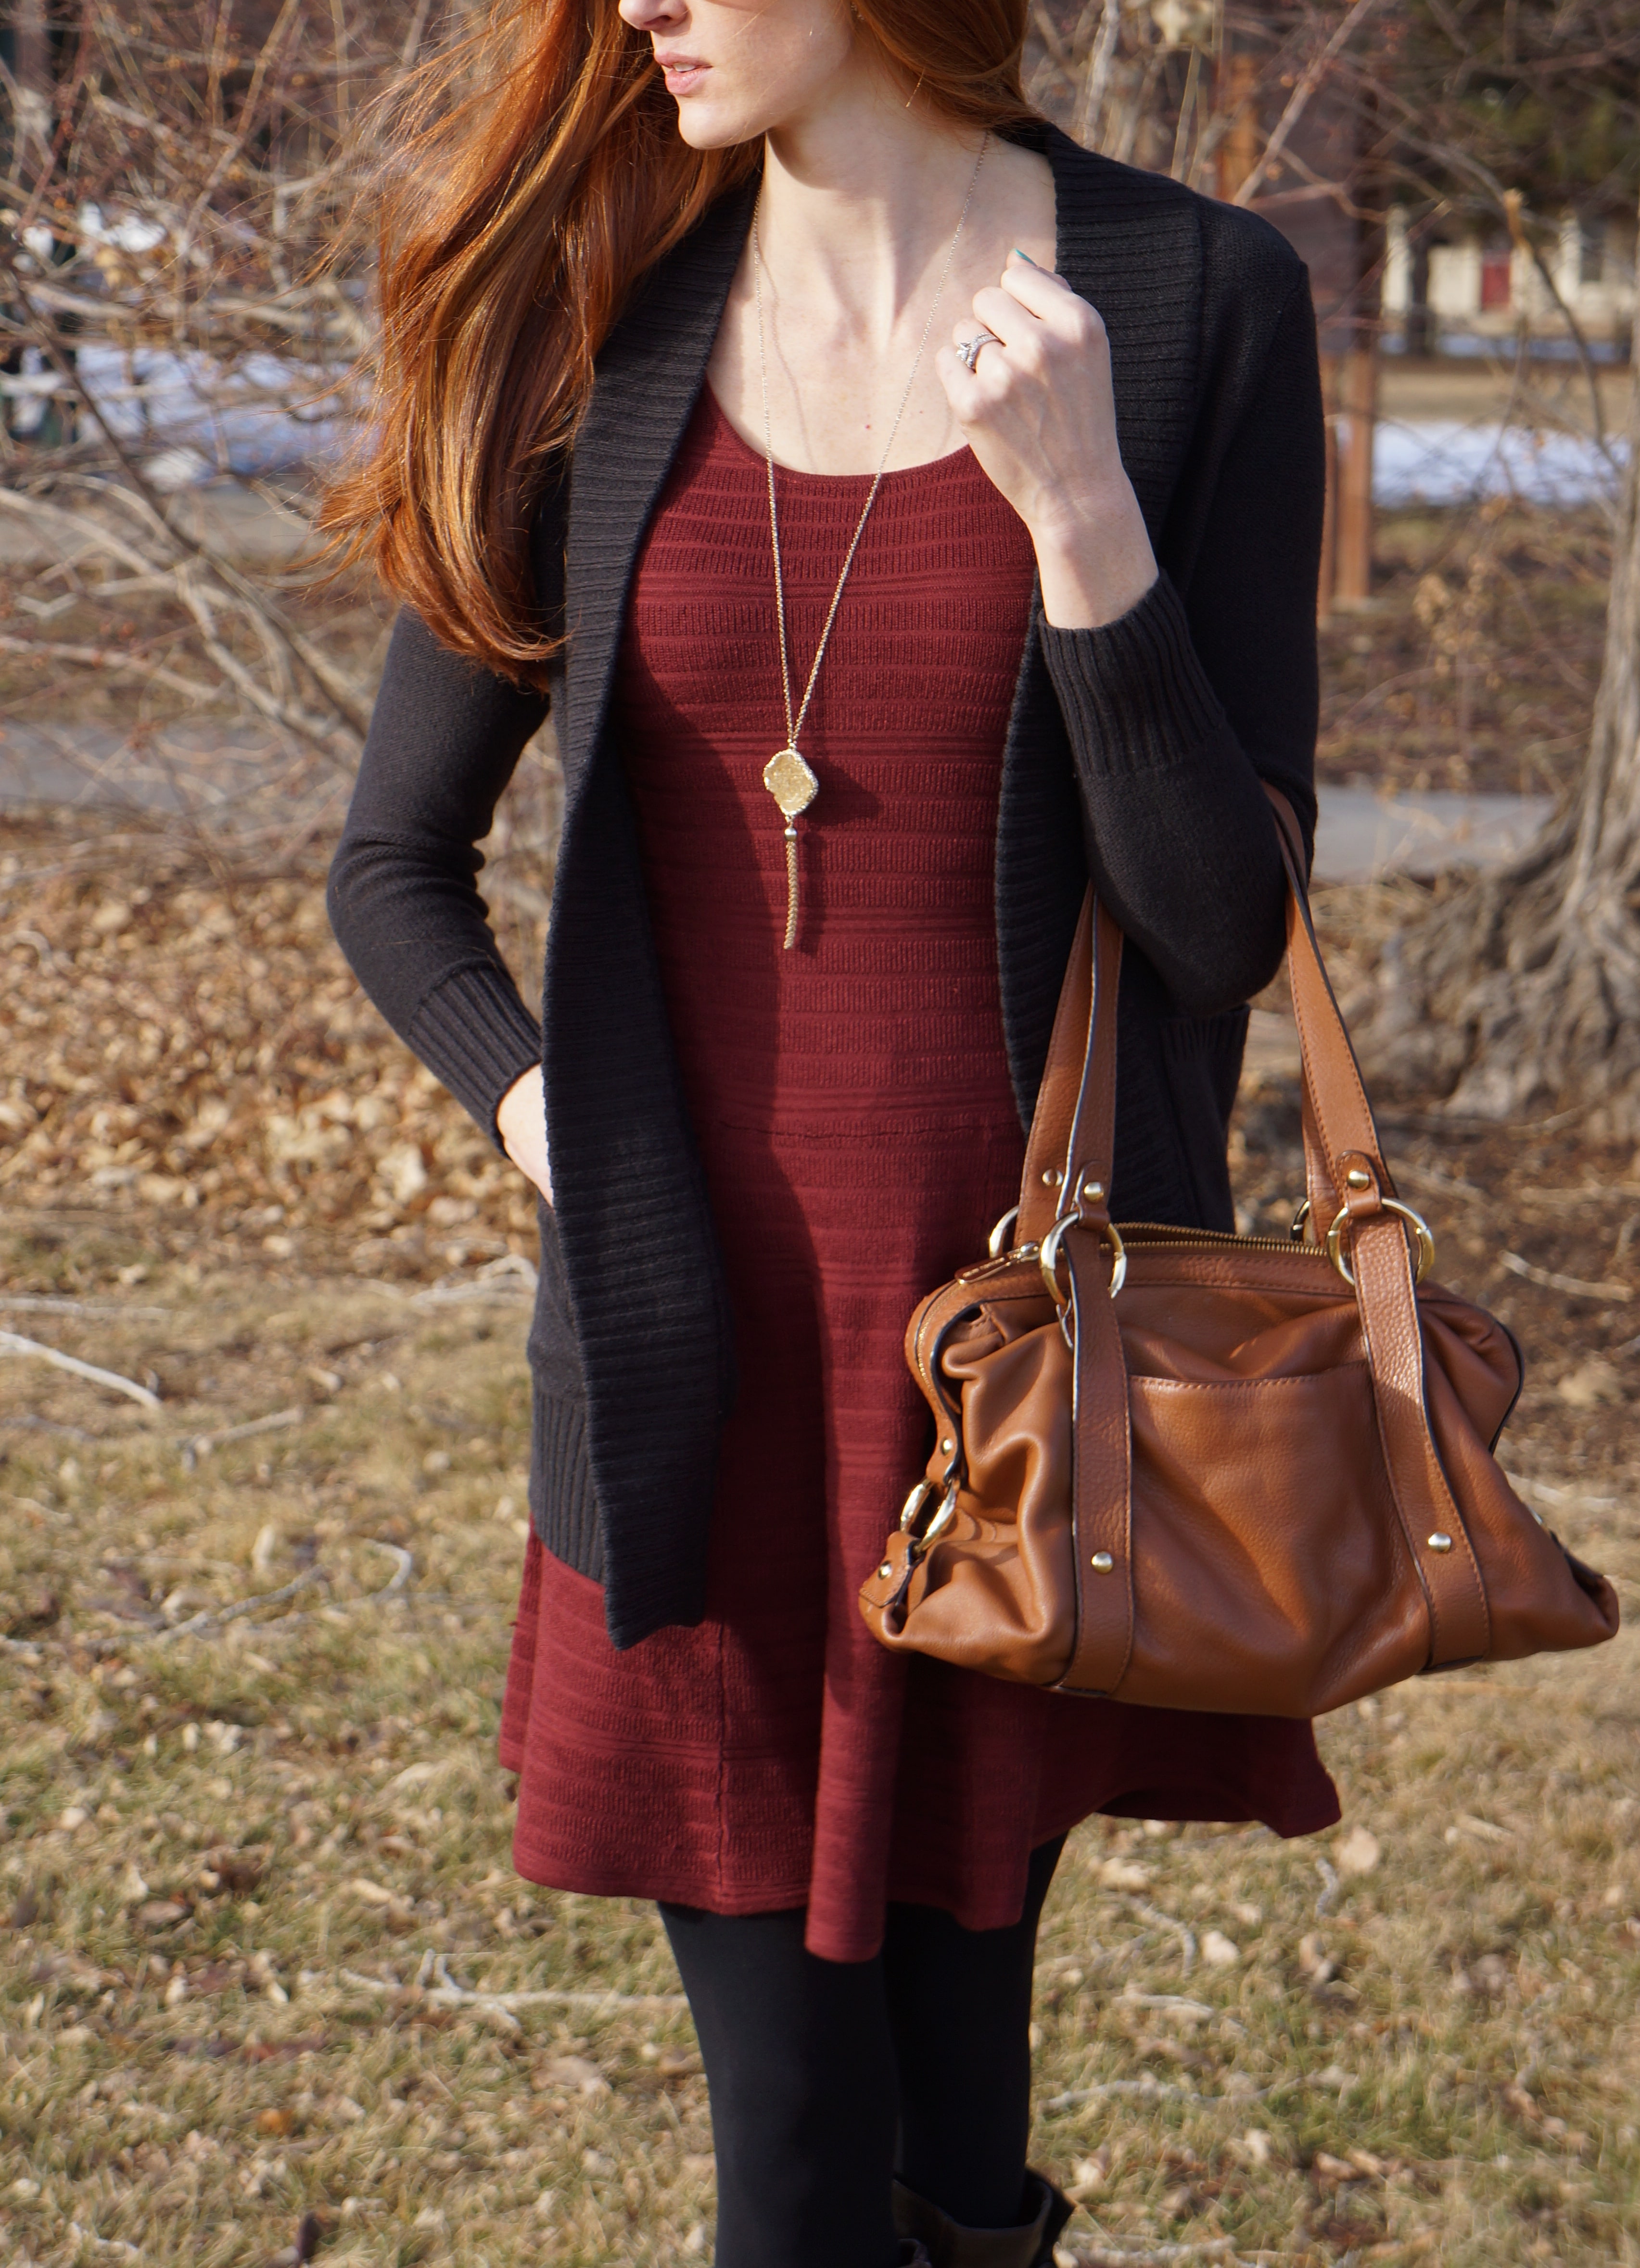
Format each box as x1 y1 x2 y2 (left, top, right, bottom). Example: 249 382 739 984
981 134 1055 260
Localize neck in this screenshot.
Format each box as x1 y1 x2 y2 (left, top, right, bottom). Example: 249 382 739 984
757 79 987 335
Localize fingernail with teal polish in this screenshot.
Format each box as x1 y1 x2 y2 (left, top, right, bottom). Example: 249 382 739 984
1012 247 1039 265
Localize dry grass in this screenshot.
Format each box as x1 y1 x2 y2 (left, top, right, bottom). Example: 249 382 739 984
1317 504 1611 801
1 824 1638 2268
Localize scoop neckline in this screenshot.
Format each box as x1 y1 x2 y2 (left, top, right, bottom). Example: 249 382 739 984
701 382 974 485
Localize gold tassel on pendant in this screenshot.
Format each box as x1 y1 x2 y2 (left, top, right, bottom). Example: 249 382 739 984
782 821 801 951
763 746 818 953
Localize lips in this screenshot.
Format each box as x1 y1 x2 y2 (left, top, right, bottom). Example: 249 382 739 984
656 54 708 93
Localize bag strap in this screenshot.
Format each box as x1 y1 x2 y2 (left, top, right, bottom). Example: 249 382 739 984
1017 893 1099 1244
1264 797 1490 1667
1017 790 1492 1693
1262 795 1340 1230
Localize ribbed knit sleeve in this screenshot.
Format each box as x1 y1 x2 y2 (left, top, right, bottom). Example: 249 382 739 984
1038 570 1292 1020
409 962 544 1141
327 609 550 1143
1037 264 1324 1020
1040 571 1224 777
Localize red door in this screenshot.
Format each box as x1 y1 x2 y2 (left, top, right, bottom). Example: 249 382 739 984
1480 251 1512 310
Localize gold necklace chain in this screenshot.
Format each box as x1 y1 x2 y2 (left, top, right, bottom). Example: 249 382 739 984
752 133 989 950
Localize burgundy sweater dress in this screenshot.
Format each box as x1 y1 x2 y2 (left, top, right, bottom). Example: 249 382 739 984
497 389 1339 1964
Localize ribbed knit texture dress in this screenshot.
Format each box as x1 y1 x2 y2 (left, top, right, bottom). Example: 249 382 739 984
496 392 1337 1963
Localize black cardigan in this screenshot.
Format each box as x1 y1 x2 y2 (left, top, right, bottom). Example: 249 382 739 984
328 125 1324 1648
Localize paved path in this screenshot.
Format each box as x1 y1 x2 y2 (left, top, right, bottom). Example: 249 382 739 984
0 721 347 836
1311 786 1554 883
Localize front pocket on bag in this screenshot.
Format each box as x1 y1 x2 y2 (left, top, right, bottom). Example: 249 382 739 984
1119 1369 1431 1716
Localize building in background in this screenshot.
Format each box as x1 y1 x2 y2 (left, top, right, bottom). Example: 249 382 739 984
1383 205 1637 359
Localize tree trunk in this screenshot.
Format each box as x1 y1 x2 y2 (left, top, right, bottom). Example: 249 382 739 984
1374 197 1640 1135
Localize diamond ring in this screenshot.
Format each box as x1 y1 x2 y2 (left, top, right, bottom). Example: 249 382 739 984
957 328 1004 373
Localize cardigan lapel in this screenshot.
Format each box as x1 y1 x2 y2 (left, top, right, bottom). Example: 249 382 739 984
1042 127 1201 554
545 177 759 1650
561 177 760 801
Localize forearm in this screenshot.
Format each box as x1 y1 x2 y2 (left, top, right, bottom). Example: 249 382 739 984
328 608 550 1141
1041 574 1289 1015
1032 476 1158 634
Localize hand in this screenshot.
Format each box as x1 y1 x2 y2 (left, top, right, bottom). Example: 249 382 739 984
497 1064 554 1205
936 251 1158 631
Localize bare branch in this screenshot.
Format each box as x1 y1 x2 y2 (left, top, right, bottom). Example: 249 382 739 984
0 1330 162 1412
1232 0 1387 208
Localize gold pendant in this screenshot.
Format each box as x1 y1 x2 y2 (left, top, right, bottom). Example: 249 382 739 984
763 747 818 819
763 748 818 951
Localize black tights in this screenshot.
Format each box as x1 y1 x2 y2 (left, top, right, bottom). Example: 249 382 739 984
659 1837 1064 2268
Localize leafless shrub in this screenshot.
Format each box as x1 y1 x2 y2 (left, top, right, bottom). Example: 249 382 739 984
0 1 469 839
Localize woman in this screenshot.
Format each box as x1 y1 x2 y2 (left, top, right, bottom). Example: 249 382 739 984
325 0 1337 2259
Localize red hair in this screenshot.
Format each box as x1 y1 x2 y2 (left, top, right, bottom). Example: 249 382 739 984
320 0 1035 682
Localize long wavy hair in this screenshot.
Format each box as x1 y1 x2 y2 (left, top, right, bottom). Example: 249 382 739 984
319 0 1036 684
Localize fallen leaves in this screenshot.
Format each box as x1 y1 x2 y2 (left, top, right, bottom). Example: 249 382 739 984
0 847 538 1256
135 1900 191 1930
268 2209 325 2267
4 1585 62 1637
1 815 1636 2268
199 1846 266 1896
347 1876 413 1926
1556 1356 1626 1407
1335 1824 1381 1876
537 2054 610 2098
1066 2146 1110 2201
1099 1857 1154 1891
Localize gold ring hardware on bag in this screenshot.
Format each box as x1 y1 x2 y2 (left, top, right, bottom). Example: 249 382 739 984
1325 1196 1435 1287
987 1206 1019 1259
1289 1197 1312 1243
1039 1213 1128 1307
898 1475 958 1561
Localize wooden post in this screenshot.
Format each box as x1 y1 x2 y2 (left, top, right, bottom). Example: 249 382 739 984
1217 48 1261 203
1332 341 1378 609
1317 352 1339 622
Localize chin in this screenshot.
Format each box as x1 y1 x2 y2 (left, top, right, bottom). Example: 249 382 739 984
668 91 779 151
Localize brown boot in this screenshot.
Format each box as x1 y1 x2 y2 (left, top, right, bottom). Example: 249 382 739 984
891 2173 1074 2268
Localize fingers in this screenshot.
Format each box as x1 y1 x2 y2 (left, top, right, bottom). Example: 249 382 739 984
949 251 1097 351
940 333 1007 411
1009 251 1088 315
935 339 984 403
934 336 1000 421
948 317 1005 365
940 257 1105 419
985 249 1100 349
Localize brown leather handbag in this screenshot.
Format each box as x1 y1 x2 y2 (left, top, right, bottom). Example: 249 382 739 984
858 798 1619 1713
